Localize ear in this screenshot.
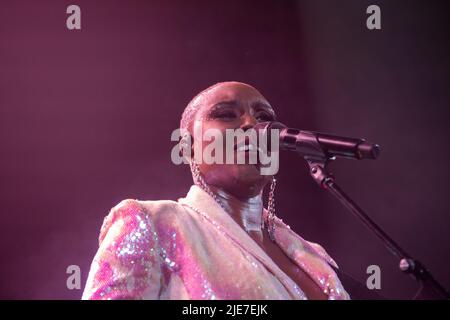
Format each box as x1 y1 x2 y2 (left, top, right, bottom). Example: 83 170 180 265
180 132 194 161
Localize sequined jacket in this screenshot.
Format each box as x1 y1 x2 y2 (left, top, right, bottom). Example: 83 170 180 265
82 185 350 300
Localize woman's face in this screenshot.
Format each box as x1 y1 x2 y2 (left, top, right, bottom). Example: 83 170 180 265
190 82 277 199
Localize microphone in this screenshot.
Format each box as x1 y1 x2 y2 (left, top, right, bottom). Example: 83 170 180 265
254 121 380 160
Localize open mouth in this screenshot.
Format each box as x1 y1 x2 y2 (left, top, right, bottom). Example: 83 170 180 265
234 137 259 153
236 143 257 152
232 137 262 167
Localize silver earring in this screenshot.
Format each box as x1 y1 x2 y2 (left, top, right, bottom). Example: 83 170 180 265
266 176 277 242
190 158 227 212
189 158 202 187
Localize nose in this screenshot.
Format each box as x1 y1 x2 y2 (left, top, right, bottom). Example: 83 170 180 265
240 113 257 131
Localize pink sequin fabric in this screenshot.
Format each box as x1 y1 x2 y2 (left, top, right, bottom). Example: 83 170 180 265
82 185 350 300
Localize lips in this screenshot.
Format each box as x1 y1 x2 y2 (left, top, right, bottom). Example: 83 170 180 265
234 137 258 152
236 144 257 152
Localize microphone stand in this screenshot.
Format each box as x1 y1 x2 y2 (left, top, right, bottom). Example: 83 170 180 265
303 154 449 300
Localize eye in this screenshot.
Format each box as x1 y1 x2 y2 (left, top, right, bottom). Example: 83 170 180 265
210 109 238 121
255 112 275 122
217 111 236 118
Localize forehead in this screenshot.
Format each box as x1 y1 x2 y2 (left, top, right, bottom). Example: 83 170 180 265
198 83 271 111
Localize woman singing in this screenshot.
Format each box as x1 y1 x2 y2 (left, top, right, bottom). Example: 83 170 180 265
82 82 350 300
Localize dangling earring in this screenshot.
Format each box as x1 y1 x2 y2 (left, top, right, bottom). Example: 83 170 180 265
186 136 211 193
266 176 277 242
184 134 208 190
189 158 202 187
190 158 227 212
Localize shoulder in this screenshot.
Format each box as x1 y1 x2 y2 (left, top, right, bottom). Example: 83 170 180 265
273 216 339 269
98 198 188 245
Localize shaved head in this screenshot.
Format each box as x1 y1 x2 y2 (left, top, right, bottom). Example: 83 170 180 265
180 81 268 135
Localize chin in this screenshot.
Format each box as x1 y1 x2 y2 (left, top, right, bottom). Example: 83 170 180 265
203 164 270 194
235 164 270 188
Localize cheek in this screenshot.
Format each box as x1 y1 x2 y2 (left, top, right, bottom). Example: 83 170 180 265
192 125 228 159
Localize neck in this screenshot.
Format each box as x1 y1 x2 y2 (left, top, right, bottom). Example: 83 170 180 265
210 186 264 241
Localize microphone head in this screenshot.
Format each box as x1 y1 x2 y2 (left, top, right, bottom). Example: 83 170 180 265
252 121 287 153
253 121 287 133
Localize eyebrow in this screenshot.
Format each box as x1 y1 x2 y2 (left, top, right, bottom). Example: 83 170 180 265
210 100 239 110
210 100 274 113
252 101 275 116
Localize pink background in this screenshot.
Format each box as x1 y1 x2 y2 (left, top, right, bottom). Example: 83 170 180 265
0 0 449 299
